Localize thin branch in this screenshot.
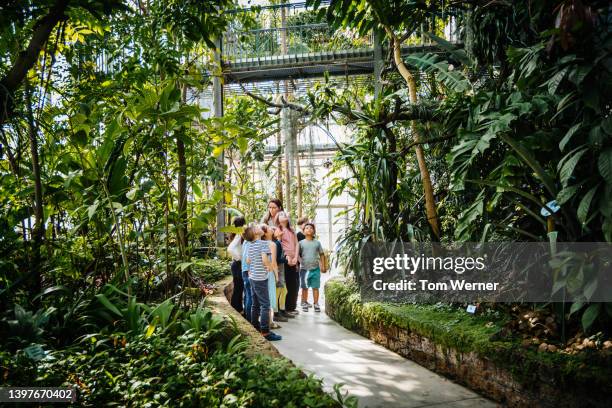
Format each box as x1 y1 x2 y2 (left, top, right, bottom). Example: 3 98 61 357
0 0 70 125
236 80 310 114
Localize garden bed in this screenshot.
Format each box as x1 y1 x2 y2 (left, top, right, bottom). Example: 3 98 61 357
0 262 345 407
325 277 612 408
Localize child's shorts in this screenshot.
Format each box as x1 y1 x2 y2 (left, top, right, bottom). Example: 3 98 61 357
306 267 321 289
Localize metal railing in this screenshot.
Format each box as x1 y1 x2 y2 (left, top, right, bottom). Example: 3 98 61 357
222 23 373 62
221 2 461 64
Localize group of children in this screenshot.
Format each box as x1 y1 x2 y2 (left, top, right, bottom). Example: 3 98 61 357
227 199 327 341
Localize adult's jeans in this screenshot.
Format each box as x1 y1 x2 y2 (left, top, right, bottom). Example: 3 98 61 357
242 271 252 323
250 278 270 333
230 260 244 313
284 264 299 312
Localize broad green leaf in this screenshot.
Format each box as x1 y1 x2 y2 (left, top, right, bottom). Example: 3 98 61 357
88 201 99 220
499 133 556 195
602 116 612 135
556 185 579 205
583 277 598 301
581 303 601 332
192 183 202 198
597 148 612 184
212 145 224 157
546 67 568 95
569 301 584 317
559 123 581 152
577 185 598 225
558 147 587 187
95 293 123 317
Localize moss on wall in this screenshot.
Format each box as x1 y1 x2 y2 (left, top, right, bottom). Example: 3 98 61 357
325 277 612 397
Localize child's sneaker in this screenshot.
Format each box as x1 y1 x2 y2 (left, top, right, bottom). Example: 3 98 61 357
301 301 312 308
270 322 282 329
264 332 282 341
314 304 321 312
302 304 309 312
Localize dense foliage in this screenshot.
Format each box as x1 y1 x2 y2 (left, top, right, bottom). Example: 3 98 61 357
1 0 611 403
0 1 338 405
2 300 345 407
305 0 612 334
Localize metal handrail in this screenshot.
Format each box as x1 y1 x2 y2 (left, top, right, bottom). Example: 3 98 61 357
225 1 331 14
234 23 329 34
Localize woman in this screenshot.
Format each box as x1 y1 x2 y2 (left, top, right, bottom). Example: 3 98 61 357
227 216 246 313
261 198 283 227
277 211 300 314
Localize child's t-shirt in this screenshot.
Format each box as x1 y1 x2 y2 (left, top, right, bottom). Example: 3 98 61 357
247 239 271 281
299 239 323 270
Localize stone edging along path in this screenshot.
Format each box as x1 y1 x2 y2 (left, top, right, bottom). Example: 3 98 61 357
205 275 282 359
324 277 612 408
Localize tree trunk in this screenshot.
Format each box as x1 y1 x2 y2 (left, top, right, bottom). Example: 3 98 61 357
177 85 188 259
295 141 303 218
282 107 293 216
387 29 440 240
1 0 69 125
276 123 284 202
25 82 44 294
293 111 303 218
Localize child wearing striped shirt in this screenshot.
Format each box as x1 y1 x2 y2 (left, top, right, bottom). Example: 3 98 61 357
246 225 282 341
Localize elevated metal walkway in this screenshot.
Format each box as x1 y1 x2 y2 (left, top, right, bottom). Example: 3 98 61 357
220 1 460 83
223 44 444 83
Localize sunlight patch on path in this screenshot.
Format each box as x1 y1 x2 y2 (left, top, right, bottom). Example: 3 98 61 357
271 273 498 408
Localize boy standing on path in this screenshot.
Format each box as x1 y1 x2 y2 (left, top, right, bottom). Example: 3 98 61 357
299 222 326 312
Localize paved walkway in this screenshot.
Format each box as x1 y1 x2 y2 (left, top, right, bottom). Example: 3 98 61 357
272 273 497 408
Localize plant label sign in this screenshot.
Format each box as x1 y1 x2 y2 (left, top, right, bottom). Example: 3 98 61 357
466 305 477 314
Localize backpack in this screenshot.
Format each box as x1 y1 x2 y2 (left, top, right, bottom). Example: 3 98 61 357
321 250 330 273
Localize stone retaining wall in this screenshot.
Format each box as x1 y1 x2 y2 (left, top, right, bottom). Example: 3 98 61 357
325 288 611 408
206 275 282 358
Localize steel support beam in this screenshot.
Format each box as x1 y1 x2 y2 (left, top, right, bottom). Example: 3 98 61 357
214 39 225 247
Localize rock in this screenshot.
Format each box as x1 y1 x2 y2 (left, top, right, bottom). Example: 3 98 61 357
603 340 612 349
548 344 558 352
538 343 549 353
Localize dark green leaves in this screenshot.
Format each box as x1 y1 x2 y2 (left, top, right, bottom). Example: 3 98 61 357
597 148 612 184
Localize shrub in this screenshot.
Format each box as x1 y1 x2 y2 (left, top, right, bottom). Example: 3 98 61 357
191 258 232 283
19 331 342 407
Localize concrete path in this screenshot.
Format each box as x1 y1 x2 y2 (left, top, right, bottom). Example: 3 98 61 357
271 273 497 408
